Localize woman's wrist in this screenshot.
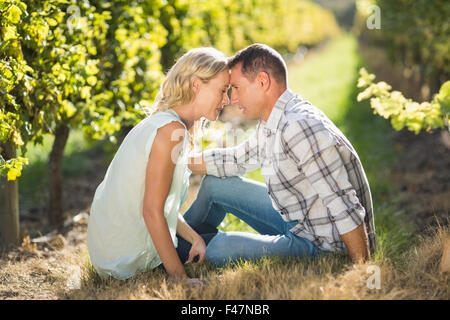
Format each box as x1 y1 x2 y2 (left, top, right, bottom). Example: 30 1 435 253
168 266 187 280
177 214 202 245
184 223 202 245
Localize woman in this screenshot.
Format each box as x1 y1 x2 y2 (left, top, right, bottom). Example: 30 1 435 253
87 47 230 286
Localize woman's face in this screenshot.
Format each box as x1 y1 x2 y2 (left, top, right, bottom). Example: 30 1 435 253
193 69 230 121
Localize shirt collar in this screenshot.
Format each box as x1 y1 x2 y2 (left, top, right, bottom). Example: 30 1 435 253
262 88 296 134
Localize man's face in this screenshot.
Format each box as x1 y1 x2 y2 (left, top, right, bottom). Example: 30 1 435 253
229 63 265 120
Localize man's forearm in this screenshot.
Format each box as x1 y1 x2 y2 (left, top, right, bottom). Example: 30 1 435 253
340 222 370 263
188 153 207 175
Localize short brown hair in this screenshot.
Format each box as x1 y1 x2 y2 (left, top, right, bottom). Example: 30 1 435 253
228 43 287 86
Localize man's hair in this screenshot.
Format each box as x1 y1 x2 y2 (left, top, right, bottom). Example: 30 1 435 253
228 43 287 87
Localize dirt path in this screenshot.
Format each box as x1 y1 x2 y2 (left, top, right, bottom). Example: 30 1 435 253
393 129 450 234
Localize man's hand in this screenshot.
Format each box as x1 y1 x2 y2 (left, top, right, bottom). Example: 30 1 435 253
188 153 207 175
340 222 370 263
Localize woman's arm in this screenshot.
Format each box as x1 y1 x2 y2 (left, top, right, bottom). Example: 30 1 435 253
142 121 187 279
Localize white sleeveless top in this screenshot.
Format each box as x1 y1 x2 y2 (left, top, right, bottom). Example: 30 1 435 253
87 109 191 279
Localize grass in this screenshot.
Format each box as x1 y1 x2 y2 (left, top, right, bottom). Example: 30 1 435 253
1 221 447 299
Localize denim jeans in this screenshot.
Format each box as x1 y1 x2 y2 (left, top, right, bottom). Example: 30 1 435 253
181 175 320 267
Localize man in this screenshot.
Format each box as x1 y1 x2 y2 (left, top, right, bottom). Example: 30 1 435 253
186 43 376 266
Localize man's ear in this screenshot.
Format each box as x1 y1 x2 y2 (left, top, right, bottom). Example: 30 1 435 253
257 71 270 91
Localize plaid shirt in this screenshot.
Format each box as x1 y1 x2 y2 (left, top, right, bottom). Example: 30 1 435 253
203 89 376 253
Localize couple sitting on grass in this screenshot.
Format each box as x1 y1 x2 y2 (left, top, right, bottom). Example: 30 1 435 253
86 44 376 287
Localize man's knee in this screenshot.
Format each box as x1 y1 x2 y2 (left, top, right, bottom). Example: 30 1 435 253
199 175 218 198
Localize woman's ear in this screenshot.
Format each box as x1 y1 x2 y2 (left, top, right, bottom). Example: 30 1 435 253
191 76 201 93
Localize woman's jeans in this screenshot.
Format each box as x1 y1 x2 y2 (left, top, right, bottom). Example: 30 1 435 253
176 175 320 267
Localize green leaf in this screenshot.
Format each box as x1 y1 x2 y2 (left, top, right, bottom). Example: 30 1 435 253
85 60 99 75
86 76 97 86
2 25 18 41
46 17 58 27
5 4 22 24
16 2 27 13
436 81 450 115
61 100 77 118
80 86 91 100
7 167 20 181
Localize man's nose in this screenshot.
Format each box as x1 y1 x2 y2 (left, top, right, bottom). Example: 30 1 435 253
230 89 239 105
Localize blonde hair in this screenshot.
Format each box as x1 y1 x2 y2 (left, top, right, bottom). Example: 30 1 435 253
145 47 228 115
143 47 228 149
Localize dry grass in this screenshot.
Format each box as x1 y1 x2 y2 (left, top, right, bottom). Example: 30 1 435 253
2 222 447 300
72 223 450 300
0 225 86 299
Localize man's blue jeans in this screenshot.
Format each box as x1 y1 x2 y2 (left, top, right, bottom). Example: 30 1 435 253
182 175 320 267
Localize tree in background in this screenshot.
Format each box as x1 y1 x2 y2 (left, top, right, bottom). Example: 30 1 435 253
354 0 450 99
354 0 449 135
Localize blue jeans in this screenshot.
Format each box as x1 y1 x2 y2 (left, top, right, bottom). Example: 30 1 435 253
182 175 320 267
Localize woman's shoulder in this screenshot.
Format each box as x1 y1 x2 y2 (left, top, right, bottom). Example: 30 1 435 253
155 120 185 140
149 110 187 145
135 110 185 132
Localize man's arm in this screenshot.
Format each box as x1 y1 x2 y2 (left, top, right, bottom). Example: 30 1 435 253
340 222 370 263
281 119 370 263
188 153 207 175
188 129 260 177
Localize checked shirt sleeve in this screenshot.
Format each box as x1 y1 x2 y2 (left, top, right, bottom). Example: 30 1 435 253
281 119 365 236
203 130 261 178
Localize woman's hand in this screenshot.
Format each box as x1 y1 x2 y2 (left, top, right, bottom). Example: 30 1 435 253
185 235 207 265
185 277 208 288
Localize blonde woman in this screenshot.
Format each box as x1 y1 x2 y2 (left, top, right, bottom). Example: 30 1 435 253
87 48 230 286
